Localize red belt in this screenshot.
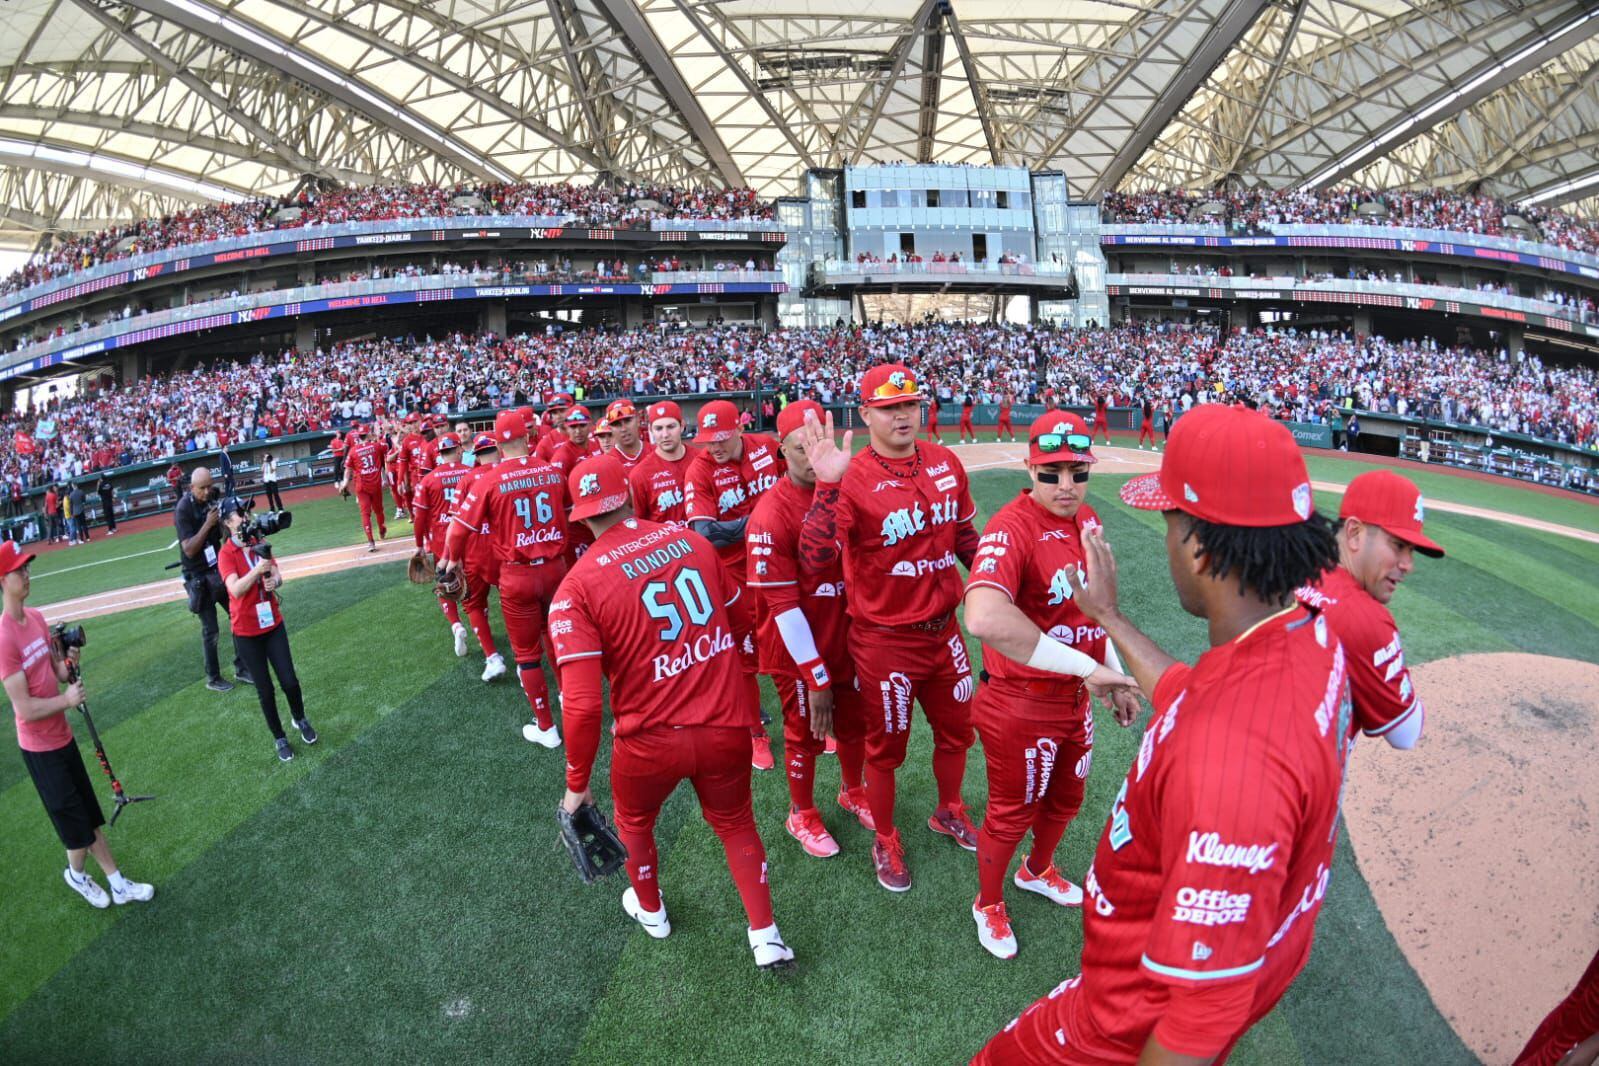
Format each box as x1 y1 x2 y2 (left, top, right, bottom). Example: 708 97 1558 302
860 613 952 635
503 558 549 567
989 676 1084 699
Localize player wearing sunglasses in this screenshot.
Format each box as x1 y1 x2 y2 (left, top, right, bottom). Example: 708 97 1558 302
961 412 1141 959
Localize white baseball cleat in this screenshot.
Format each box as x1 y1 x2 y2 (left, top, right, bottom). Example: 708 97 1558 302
622 887 671 939
1013 862 1084 907
522 722 562 748
748 924 796 970
481 653 506 682
111 876 155 905
452 623 469 658
65 868 109 909
973 899 1018 959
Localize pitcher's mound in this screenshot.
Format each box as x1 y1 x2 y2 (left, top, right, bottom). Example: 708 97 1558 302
1345 653 1599 1064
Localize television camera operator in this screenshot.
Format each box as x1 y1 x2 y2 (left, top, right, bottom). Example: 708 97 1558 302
174 468 252 693
0 541 154 909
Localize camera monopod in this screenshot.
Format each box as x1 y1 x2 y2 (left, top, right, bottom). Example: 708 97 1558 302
66 661 156 826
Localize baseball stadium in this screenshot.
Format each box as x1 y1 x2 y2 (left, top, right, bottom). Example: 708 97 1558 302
1 1 1598 1063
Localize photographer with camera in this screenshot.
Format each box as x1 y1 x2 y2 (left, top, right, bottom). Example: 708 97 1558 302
174 468 252 693
0 541 154 909
218 497 316 763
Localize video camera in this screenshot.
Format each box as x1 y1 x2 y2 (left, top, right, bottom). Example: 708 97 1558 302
225 497 294 558
51 623 86 653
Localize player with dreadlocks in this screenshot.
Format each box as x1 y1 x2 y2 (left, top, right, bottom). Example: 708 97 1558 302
976 404 1349 1065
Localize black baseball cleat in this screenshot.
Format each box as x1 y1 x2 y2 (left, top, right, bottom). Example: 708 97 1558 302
235 671 255 686
275 738 294 762
206 678 234 693
294 719 318 745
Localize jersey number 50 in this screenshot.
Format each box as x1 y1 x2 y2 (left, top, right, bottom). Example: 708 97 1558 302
643 567 714 642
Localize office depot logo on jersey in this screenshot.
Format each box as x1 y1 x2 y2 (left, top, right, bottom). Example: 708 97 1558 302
652 627 736 682
1186 832 1278 875
1172 887 1252 927
889 551 959 577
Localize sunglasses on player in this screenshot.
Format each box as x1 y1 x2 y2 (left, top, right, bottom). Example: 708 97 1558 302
871 374 921 400
1033 431 1093 455
1036 469 1090 485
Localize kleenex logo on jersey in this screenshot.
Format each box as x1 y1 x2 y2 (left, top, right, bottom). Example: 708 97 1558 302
1186 832 1278 875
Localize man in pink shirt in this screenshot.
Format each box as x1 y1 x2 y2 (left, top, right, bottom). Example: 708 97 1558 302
0 541 154 909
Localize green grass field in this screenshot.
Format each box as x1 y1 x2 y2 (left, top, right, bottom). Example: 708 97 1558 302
2 463 1596 1064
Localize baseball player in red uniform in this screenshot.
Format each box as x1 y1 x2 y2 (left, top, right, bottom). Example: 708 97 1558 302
628 400 693 526
1298 469 1443 752
604 399 646 469
959 396 977 443
535 393 574 462
551 454 794 970
974 404 1350 1065
1138 397 1157 448
796 363 982 893
337 425 390 550
926 395 943 443
329 430 347 485
450 433 506 680
443 410 569 747
396 413 425 519
1092 392 1111 445
684 398 786 772
997 393 1015 442
411 433 472 656
748 400 870 858
593 419 613 454
962 412 1141 959
1517 947 1599 1066
549 406 601 475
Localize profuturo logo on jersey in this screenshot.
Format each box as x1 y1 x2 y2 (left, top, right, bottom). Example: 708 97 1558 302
880 671 912 733
652 627 736 682
889 551 959 578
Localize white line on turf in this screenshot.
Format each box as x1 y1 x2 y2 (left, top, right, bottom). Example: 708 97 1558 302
30 543 177 579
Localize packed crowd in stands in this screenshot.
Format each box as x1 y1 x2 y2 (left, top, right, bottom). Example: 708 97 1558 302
1 180 775 298
1103 185 1599 255
6 321 1597 502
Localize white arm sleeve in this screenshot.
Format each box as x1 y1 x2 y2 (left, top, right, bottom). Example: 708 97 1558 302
1103 638 1125 674
773 607 823 667
1026 633 1100 678
1383 704 1424 750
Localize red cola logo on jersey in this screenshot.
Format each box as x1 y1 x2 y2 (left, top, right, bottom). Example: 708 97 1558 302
652 627 736 682
879 497 961 547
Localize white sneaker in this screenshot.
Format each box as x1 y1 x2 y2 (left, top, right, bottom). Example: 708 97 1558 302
452 623 469 658
481 653 506 682
394 507 406 520
1013 862 1084 906
65 868 109 909
111 876 155 905
522 722 562 748
622 886 671 939
748 923 796 970
973 900 1018 959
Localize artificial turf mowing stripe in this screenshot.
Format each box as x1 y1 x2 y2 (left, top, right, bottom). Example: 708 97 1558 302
1423 519 1599 628
0 665 644 1064
0 565 465 1021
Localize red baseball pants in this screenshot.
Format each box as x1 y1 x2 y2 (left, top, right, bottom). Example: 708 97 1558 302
850 622 975 839
973 683 1094 907
611 724 774 930
1138 419 1156 445
463 555 501 658
499 558 566 730
356 486 388 541
774 672 866 811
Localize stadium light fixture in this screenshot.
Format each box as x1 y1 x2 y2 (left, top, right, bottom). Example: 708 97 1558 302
146 0 517 183
1522 169 1599 206
0 137 248 202
1302 7 1599 189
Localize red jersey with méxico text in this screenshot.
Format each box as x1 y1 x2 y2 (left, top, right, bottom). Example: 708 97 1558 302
549 436 604 477
683 433 784 581
1059 606 1351 1060
610 442 647 472
628 449 693 526
967 493 1109 697
1298 565 1422 740
412 461 471 557
816 441 974 626
345 438 389 491
747 476 850 680
535 431 567 463
403 433 433 481
548 519 747 737
453 454 568 566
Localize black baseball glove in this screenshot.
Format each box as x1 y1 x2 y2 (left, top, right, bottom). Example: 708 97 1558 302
556 802 628 884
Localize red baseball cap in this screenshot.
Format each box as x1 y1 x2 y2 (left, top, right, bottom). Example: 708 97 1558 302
436 433 462 452
605 399 639 422
777 399 824 441
594 418 613 437
697 400 740 443
1027 412 1095 466
548 392 574 409
565 405 592 426
472 433 498 454
0 540 35 577
1121 404 1315 527
568 455 630 521
494 409 527 443
1339 470 1445 557
646 400 683 424
860 363 924 407
405 412 419 424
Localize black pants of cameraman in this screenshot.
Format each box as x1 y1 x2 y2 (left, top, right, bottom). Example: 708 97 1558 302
197 592 248 684
262 480 285 511
235 624 305 740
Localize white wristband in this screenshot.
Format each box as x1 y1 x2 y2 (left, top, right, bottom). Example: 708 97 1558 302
1026 632 1100 678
